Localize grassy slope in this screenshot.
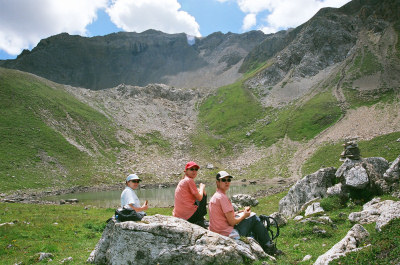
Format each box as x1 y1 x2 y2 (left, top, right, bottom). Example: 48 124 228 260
0 68 123 192
193 71 343 158
302 131 400 176
2 193 398 264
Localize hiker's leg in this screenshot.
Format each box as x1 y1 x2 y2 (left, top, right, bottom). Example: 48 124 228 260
234 215 256 236
250 215 271 246
236 215 271 246
187 194 207 223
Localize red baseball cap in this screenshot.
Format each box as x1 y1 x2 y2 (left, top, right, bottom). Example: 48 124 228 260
185 161 200 170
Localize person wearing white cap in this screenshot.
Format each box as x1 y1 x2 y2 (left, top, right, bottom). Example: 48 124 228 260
120 174 148 215
208 171 273 253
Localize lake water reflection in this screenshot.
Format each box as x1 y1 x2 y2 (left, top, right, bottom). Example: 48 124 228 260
43 184 262 208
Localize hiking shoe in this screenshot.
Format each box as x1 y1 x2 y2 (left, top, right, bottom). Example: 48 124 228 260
263 243 278 256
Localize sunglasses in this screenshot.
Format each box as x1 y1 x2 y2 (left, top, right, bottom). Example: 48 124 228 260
130 180 141 183
219 178 232 182
188 168 199 171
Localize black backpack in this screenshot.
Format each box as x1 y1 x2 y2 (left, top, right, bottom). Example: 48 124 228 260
115 207 144 222
259 215 280 255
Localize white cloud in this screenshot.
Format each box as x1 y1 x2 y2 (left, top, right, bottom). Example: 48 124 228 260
237 0 273 14
106 0 201 37
0 0 107 55
242 14 257 31
235 0 351 34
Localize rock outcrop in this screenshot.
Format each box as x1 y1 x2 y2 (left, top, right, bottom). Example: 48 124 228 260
231 194 259 208
348 198 400 231
279 167 336 217
88 215 274 265
314 224 370 265
335 157 391 195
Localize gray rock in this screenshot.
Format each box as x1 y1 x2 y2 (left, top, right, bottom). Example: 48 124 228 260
312 226 326 235
231 194 259 207
269 212 287 227
279 167 336 217
318 216 333 224
38 252 53 261
61 257 73 263
302 254 312 261
348 198 400 231
344 166 369 189
88 215 274 265
326 183 343 196
293 215 304 221
314 224 369 265
383 155 400 183
305 202 325 216
206 164 214 169
336 157 390 195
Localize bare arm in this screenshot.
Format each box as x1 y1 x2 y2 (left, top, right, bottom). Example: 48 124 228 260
194 183 206 201
129 201 148 212
224 207 251 226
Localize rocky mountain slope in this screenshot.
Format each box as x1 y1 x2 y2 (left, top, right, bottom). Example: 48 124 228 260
0 30 267 90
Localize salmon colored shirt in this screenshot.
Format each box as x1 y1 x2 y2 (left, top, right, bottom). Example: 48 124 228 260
172 176 199 220
208 189 234 236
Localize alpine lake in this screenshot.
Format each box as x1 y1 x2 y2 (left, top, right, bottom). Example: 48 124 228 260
42 182 263 208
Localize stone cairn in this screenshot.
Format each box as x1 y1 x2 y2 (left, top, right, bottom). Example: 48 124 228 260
340 140 361 161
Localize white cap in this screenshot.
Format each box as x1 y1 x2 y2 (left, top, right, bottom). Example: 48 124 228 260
126 174 140 182
216 171 233 180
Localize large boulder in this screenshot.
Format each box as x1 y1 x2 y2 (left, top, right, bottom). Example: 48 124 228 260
314 224 370 265
279 167 336 217
335 157 390 195
88 215 274 265
348 198 400 231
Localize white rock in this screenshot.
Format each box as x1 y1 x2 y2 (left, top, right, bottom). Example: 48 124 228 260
305 202 324 216
88 215 275 265
314 224 369 265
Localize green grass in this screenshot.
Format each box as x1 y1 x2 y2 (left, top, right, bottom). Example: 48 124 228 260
192 81 264 155
250 91 342 145
349 48 382 78
344 87 398 109
286 92 343 141
0 203 172 265
343 46 398 108
136 131 171 153
194 79 343 157
302 131 400 176
0 68 124 192
2 192 399 264
330 218 400 265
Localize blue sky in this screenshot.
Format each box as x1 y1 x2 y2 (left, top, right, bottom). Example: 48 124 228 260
0 0 351 60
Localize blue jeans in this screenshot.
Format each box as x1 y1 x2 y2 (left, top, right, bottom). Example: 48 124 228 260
234 215 271 247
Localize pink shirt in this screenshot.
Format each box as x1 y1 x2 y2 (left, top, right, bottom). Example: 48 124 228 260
208 189 234 236
172 176 199 220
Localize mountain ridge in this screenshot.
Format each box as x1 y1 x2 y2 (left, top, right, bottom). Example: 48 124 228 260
0 0 399 192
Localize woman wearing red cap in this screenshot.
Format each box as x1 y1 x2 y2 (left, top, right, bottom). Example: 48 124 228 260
173 161 208 228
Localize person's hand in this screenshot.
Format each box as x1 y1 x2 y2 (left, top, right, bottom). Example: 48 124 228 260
199 183 205 190
243 206 251 218
142 202 149 211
